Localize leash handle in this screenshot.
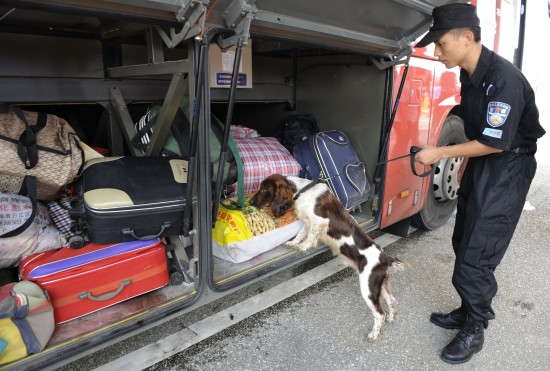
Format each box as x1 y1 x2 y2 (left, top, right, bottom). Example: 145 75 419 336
409 146 434 177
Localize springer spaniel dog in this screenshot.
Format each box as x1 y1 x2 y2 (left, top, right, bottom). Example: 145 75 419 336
250 174 406 341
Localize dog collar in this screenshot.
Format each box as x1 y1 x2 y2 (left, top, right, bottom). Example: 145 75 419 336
293 179 322 200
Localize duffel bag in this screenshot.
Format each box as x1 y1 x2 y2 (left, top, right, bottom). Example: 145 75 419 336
0 104 84 200
0 281 55 365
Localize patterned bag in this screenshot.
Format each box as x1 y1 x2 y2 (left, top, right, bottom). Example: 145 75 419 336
0 105 84 200
232 137 302 194
0 281 55 365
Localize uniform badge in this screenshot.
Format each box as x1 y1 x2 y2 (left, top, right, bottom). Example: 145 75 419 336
482 128 503 139
487 102 511 127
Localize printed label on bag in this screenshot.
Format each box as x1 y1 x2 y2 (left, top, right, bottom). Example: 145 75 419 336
170 159 188 184
0 193 49 234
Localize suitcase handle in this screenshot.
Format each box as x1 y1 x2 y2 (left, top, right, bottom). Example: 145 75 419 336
77 279 132 302
121 222 171 240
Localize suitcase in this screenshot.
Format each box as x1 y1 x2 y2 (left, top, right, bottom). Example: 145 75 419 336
293 130 370 210
18 238 169 324
71 156 188 245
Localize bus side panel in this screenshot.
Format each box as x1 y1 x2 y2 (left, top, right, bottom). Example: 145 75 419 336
380 55 460 229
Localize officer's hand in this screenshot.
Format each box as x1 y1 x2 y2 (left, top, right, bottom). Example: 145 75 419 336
414 145 442 166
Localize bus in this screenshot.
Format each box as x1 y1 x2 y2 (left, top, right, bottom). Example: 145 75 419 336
0 0 527 369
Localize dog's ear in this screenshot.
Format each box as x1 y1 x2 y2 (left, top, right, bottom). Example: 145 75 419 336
271 184 294 217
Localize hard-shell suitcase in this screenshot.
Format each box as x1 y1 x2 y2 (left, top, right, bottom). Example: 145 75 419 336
293 130 370 210
73 156 188 244
18 239 169 324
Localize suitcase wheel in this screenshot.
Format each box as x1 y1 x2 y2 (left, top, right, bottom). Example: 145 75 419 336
69 235 87 249
169 271 185 286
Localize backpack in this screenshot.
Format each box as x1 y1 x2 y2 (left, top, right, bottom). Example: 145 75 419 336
275 113 320 153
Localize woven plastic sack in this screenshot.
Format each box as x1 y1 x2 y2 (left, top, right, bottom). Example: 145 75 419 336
231 137 302 195
212 198 302 263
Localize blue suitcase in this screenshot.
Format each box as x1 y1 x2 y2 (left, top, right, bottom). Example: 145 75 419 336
293 130 370 210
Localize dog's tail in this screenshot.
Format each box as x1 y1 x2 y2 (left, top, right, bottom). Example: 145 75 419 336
385 254 411 272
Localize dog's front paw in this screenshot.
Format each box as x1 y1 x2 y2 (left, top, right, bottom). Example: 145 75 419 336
284 240 298 247
296 243 313 253
367 330 380 342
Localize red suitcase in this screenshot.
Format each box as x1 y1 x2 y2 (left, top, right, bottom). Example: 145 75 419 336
19 239 169 324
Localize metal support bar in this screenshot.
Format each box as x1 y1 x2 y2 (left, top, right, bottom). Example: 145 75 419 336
107 59 190 78
108 86 142 157
146 26 165 64
145 72 189 156
98 101 125 156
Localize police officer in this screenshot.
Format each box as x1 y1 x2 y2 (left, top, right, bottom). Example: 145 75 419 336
414 3 545 365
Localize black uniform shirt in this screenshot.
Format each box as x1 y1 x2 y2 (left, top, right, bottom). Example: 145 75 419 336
459 46 545 151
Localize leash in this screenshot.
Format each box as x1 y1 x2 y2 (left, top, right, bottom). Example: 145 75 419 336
376 146 434 177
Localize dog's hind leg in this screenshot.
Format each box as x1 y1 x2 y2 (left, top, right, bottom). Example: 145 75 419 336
359 273 385 342
382 277 398 323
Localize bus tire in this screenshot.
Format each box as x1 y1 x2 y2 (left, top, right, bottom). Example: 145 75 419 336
412 114 467 230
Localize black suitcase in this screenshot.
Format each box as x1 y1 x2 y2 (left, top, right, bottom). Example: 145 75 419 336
70 156 188 245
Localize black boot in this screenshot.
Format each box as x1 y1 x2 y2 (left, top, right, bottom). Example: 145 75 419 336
440 315 484 364
430 307 467 329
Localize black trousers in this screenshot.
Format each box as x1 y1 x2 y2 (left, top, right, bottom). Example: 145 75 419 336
451 151 537 326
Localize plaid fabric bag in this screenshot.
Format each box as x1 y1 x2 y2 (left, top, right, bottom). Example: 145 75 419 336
47 199 74 240
232 137 302 194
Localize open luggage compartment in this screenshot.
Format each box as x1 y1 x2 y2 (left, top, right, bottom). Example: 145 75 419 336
0 0 447 368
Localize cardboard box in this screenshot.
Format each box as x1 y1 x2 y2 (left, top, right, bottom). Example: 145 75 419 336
209 42 252 88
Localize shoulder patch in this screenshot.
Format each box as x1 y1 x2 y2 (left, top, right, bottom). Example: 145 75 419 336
487 102 511 127
482 127 503 139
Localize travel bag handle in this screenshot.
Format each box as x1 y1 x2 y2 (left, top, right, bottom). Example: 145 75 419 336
77 279 132 301
121 222 171 241
11 107 47 169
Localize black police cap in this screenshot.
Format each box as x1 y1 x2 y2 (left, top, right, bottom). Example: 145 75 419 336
416 3 480 48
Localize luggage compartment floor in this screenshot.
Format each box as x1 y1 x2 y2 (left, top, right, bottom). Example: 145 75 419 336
214 214 375 285
46 281 195 347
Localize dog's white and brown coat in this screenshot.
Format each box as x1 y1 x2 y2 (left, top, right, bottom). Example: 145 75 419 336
250 174 406 341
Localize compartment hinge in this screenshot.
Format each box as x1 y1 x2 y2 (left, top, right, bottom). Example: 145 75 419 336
155 0 210 48
369 47 412 70
218 0 257 49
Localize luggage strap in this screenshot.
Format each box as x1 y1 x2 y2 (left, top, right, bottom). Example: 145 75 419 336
0 176 38 238
11 107 48 169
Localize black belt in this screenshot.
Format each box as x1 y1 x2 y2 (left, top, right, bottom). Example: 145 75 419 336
509 145 536 154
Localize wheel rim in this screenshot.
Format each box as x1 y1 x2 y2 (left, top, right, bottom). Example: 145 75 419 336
433 157 463 202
